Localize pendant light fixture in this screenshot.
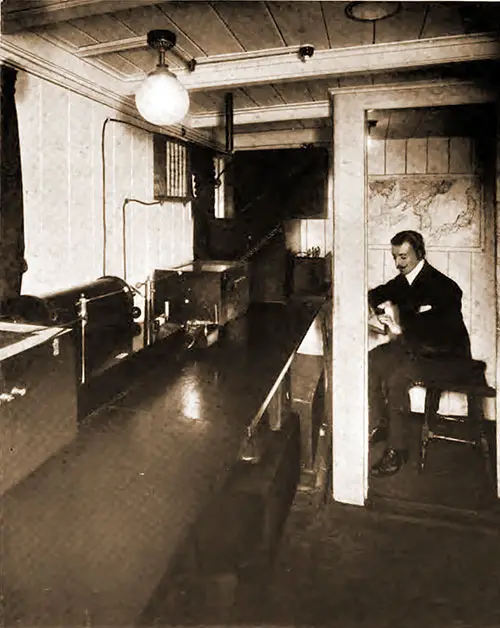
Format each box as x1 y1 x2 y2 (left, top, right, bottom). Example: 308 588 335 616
135 30 190 126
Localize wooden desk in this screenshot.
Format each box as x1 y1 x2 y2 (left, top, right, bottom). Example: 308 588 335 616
2 300 323 627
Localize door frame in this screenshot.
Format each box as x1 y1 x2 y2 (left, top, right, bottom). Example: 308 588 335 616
328 80 498 506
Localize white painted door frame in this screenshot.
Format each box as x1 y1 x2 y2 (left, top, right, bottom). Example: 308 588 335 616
329 80 498 506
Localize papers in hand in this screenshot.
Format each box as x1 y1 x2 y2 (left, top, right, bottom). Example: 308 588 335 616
368 301 401 336
368 312 387 335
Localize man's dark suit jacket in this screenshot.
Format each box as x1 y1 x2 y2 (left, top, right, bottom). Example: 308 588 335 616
368 260 471 359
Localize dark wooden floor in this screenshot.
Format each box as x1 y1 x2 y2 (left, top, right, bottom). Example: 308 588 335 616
139 488 500 628
138 407 500 627
368 413 497 513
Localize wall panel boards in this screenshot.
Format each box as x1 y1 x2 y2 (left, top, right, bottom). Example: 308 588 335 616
16 71 193 296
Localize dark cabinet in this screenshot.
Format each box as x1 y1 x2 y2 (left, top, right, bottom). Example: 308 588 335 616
291 256 327 296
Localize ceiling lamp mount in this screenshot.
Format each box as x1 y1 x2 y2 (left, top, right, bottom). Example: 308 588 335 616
298 44 315 63
345 2 401 22
148 29 176 52
135 29 191 127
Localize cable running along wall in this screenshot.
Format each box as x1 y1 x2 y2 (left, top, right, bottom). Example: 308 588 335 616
101 117 191 278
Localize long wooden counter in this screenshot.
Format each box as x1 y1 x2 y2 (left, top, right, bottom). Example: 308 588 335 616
2 299 324 627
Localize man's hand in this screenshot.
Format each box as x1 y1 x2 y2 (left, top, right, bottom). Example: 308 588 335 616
377 313 402 337
376 301 402 337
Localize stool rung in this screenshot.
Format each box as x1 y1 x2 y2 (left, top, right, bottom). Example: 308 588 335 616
418 362 495 479
434 414 467 424
428 433 477 446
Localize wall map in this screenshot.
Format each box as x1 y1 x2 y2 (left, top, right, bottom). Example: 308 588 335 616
368 175 482 249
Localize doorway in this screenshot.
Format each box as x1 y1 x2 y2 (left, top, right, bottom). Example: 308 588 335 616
366 103 497 510
329 82 499 508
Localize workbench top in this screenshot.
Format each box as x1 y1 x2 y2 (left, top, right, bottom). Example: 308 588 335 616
2 299 325 627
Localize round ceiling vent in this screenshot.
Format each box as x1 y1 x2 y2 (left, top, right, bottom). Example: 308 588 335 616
345 2 401 22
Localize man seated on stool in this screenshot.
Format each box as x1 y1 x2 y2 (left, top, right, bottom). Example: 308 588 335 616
368 230 471 477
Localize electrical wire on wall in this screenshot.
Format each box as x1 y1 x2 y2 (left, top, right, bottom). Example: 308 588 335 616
121 197 161 282
101 117 163 277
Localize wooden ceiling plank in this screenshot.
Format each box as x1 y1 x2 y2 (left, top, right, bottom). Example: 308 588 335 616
232 88 264 110
37 22 98 49
321 1 373 48
241 84 286 107
114 49 160 73
189 87 257 113
421 4 466 39
2 0 160 33
188 90 226 115
113 4 206 59
94 53 142 76
266 1 330 49
306 77 340 101
211 1 283 52
375 2 427 44
67 13 137 44
154 2 243 56
273 80 314 104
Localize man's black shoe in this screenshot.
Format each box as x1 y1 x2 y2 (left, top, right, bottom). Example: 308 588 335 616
370 448 409 477
369 425 389 446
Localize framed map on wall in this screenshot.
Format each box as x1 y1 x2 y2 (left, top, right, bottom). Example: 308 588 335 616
367 174 483 249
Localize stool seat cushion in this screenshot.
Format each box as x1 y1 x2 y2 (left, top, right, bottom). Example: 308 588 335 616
413 357 495 397
418 358 496 477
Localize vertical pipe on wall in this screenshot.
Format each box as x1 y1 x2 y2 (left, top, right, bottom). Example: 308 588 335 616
225 92 234 155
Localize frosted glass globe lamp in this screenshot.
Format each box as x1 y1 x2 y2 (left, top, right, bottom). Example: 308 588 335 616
135 30 190 126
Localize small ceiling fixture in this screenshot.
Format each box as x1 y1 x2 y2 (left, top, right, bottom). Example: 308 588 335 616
298 44 315 63
135 30 190 126
345 2 401 22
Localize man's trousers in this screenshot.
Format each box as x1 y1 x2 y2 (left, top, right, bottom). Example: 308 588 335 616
368 339 420 451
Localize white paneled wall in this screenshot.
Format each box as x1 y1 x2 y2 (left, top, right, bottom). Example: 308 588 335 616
367 136 496 418
16 70 193 296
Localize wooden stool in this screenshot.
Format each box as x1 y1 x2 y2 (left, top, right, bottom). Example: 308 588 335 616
418 359 496 480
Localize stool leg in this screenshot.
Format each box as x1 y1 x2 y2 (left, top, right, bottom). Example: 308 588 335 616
467 394 494 484
420 388 441 472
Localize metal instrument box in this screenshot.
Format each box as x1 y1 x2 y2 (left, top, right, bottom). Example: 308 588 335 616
153 260 249 326
0 323 77 495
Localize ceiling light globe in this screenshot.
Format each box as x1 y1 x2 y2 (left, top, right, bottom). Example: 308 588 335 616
135 66 190 126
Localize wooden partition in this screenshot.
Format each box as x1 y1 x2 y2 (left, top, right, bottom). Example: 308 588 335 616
330 81 498 506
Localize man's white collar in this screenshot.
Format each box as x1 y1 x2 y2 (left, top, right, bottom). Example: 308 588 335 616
405 259 425 285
